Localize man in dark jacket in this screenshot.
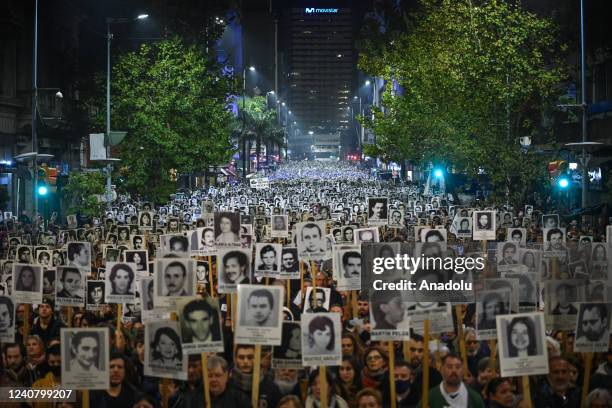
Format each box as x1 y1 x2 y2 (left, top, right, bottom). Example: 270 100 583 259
230 345 281 408
533 356 581 408
30 300 64 346
208 355 251 407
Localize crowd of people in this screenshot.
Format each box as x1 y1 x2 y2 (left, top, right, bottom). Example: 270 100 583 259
0 160 610 408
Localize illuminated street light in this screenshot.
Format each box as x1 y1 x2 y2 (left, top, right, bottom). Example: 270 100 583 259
365 80 371 86
249 66 256 71
434 168 444 178
558 177 569 189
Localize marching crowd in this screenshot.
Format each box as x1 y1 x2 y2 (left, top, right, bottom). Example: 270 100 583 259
0 161 610 408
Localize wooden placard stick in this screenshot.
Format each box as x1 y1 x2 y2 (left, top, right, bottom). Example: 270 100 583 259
252 344 262 408
388 342 397 408
201 352 211 408
161 312 179 408
403 341 411 362
455 305 468 370
521 376 532 408
320 365 328 408
351 290 358 319
23 304 30 343
581 352 593 407
300 261 305 300
67 306 73 328
208 255 214 297
116 304 121 332
225 293 232 330
422 319 431 408
489 339 497 370
82 390 90 408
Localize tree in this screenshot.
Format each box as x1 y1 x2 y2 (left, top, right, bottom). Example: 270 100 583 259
61 171 106 220
234 96 285 173
358 0 569 207
88 36 237 203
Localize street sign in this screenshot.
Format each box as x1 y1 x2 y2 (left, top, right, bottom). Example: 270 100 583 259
249 177 270 189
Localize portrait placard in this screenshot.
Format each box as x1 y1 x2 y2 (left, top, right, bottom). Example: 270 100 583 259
272 322 302 369
0 295 15 343
496 312 548 378
236 284 284 345
144 320 188 380
279 247 300 279
154 258 196 309
12 264 43 304
178 297 224 354
407 302 453 336
476 289 511 340
139 277 170 322
355 227 379 244
367 197 388 226
472 211 496 241
56 267 86 307
104 262 137 304
217 246 252 294
196 227 217 255
296 221 327 261
301 313 342 367
573 303 611 352
66 242 91 273
303 286 331 313
124 250 149 277
335 246 361 291
214 212 240 245
86 280 105 310
254 243 282 278
544 280 586 330
370 289 410 340
61 327 109 390
270 215 289 238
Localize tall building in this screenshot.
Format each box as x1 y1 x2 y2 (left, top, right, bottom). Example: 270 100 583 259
278 1 356 159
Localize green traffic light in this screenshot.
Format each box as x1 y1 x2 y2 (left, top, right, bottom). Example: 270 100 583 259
37 185 48 196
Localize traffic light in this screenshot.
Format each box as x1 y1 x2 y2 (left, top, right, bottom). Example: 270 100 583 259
37 183 48 196
37 164 50 196
558 177 569 189
433 168 444 178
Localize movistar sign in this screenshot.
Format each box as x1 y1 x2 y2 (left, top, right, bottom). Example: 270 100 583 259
305 7 339 13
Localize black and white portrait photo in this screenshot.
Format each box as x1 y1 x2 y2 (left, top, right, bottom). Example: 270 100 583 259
16 245 32 263
496 312 548 378
139 277 169 322
160 234 190 257
543 227 567 253
132 235 145 250
12 263 43 304
217 247 252 294
574 303 610 352
36 249 52 267
354 227 379 244
507 228 527 246
271 215 289 238
66 242 91 273
420 228 447 243
195 261 209 284
154 258 196 308
296 221 327 261
545 280 585 330
196 227 217 254
178 297 224 353
0 295 15 343
235 284 284 345
86 280 105 310
139 211 153 228
367 197 388 225
455 217 472 238
104 262 137 304
476 289 511 339
55 267 85 307
214 212 240 245
303 286 331 313
254 243 282 278
61 327 109 389
406 302 454 336
144 320 188 380
335 247 361 291
472 211 496 240
497 242 519 270
124 250 149 276
279 247 300 279
301 313 342 366
542 214 559 229
369 289 410 340
388 208 404 228
272 322 302 369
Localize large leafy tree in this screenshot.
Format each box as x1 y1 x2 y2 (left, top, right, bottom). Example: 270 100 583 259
359 0 569 207
89 36 236 203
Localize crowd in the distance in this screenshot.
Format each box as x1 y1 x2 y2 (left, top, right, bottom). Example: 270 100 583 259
0 161 610 408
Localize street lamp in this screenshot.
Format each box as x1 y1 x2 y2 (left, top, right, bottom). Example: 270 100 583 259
106 13 149 208
365 80 371 86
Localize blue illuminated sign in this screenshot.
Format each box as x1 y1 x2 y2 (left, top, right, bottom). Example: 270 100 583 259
305 7 338 14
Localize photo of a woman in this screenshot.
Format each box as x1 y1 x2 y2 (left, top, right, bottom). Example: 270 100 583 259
478 292 508 330
306 316 336 355
150 326 183 369
16 266 37 292
214 214 239 244
506 316 538 357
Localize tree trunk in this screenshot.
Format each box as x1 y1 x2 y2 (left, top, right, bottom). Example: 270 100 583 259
255 136 261 171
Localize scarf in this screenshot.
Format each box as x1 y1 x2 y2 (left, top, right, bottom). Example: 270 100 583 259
309 395 339 408
231 367 253 392
27 354 46 370
439 382 468 408
361 366 386 388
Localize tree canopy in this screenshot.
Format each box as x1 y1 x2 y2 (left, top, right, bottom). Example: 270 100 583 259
89 36 237 203
359 0 569 206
